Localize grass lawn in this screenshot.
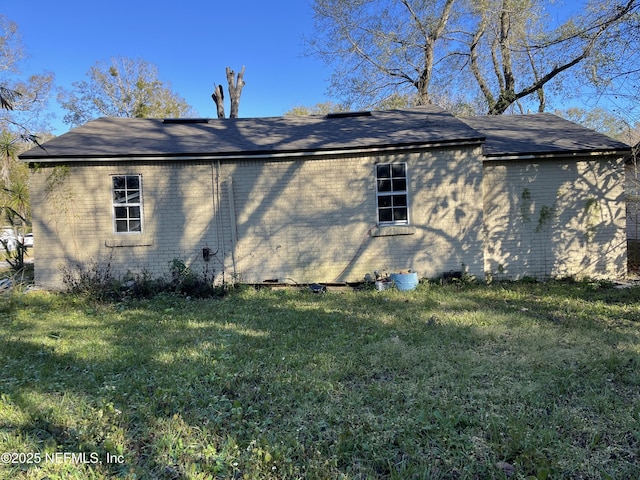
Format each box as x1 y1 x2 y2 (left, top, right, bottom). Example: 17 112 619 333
1 280 639 479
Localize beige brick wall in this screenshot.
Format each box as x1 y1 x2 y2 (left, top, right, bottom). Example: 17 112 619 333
29 162 227 288
226 147 484 283
29 145 485 288
29 148 627 288
483 156 627 280
626 162 640 241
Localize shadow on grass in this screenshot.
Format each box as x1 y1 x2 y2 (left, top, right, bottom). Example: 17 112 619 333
1 283 640 478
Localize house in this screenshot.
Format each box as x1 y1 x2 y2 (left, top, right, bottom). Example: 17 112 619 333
20 106 630 289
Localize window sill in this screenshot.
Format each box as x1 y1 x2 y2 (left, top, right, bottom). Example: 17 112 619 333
105 237 153 248
371 225 417 237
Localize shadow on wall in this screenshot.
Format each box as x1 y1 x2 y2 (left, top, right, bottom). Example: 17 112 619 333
37 147 483 288
483 157 626 281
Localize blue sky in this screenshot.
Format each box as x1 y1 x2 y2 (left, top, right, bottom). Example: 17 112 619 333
3 0 335 134
3 1 637 137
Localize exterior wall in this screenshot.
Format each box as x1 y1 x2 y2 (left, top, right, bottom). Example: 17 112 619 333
626 162 639 241
28 145 485 289
483 156 627 280
227 148 484 283
29 161 229 288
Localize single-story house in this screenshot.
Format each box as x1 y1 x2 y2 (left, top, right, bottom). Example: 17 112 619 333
20 106 630 289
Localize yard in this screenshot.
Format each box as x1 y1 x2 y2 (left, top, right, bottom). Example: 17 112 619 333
1 280 639 479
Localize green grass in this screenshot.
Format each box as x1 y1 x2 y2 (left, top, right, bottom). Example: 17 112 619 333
1 280 640 479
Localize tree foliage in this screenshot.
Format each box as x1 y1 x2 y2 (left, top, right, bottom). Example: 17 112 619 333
0 131 30 270
284 95 416 116
58 57 196 126
308 0 640 117
466 0 639 115
0 14 53 267
557 107 635 142
0 15 55 136
285 101 348 116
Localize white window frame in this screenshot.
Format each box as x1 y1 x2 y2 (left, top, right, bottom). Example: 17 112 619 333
375 163 409 225
112 174 143 234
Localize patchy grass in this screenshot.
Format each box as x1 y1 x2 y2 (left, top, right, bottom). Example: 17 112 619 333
1 281 640 479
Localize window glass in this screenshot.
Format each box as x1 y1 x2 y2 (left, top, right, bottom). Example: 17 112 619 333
126 176 139 189
376 164 391 178
377 179 392 192
391 163 405 177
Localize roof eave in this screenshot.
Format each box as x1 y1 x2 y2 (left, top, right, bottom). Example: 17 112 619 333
482 148 631 161
21 138 486 164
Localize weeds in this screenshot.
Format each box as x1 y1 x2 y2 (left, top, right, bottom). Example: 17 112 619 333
60 253 117 300
60 257 223 300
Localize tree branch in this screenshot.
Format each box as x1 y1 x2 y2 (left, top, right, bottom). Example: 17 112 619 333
469 13 495 108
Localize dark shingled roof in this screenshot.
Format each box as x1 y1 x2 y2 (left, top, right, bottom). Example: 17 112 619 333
460 113 630 157
20 105 484 161
20 107 630 162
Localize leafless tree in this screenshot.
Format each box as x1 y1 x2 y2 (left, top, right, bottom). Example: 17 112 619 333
211 66 246 118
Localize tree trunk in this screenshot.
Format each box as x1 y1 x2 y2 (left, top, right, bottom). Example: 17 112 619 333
211 84 225 118
226 66 246 118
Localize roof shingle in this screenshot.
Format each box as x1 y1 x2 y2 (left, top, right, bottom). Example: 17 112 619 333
20 107 631 162
460 113 630 157
21 106 483 161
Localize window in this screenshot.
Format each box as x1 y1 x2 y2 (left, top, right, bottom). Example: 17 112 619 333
376 163 409 225
112 175 142 233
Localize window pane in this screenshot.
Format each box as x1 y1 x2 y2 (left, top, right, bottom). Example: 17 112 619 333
113 176 125 189
129 220 141 232
129 206 140 218
394 208 408 222
114 207 127 219
126 176 140 189
378 196 392 208
379 209 393 222
392 178 406 191
127 191 140 203
392 195 407 207
377 179 392 192
391 163 406 177
115 220 128 232
113 190 126 203
376 164 390 178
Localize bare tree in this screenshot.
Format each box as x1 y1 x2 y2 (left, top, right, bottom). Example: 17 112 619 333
0 15 54 136
308 0 640 116
211 66 246 118
308 0 456 109
467 0 639 115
